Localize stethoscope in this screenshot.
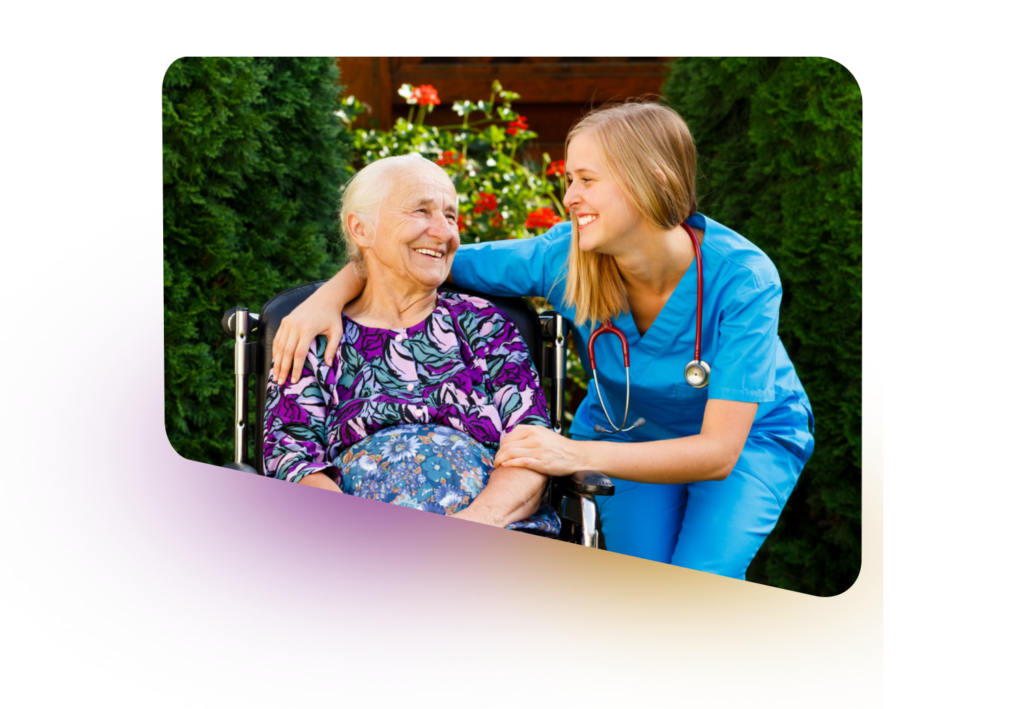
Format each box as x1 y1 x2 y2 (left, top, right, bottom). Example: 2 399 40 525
588 221 710 434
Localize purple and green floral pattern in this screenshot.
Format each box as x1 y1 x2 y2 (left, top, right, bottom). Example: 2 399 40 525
264 293 554 534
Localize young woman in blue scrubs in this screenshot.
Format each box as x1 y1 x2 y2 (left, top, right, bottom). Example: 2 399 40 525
272 102 814 581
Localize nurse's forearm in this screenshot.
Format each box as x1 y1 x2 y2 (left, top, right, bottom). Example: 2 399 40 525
272 263 367 383
317 262 366 310
578 399 759 484
579 435 738 484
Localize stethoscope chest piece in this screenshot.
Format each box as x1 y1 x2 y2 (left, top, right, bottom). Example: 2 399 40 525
684 360 711 389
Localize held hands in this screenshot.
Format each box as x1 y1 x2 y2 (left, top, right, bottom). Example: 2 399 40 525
494 425 585 477
272 290 345 385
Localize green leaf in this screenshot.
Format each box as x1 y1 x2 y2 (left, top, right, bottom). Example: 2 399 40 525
484 124 506 144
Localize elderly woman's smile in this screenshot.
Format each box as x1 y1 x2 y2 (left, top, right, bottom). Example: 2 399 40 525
371 165 460 290
342 155 462 330
413 247 445 258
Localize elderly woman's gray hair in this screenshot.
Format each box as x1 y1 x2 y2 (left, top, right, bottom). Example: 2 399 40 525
339 153 443 277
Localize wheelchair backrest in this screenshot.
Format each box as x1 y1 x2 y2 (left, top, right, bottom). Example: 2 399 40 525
252 281 543 476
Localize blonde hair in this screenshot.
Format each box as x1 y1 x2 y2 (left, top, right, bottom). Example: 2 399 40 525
562 101 699 326
339 153 439 277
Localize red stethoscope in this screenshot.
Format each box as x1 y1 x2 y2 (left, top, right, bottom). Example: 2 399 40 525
588 221 710 434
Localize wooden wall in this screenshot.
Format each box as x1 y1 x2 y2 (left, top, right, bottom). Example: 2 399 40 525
336 57 673 162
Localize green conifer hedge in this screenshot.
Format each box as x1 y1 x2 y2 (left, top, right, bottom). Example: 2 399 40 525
662 58 862 595
163 57 353 465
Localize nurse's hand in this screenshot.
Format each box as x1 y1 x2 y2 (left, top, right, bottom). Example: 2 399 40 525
272 264 366 385
495 425 583 477
272 297 344 385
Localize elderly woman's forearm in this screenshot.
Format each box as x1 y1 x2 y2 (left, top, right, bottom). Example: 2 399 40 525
457 466 546 527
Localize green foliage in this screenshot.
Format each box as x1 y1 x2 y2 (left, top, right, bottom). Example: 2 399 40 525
163 57 353 464
663 58 862 595
341 82 590 411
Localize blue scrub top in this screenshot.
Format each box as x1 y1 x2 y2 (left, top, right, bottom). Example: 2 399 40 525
450 214 814 456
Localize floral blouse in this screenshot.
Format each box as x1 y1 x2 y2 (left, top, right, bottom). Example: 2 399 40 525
263 292 551 484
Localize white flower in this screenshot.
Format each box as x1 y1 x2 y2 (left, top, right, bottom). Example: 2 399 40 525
380 435 421 462
436 485 464 507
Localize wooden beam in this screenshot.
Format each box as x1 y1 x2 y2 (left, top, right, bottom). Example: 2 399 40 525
391 60 671 105
378 57 392 128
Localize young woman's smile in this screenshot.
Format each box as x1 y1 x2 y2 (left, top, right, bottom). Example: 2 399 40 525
563 130 644 255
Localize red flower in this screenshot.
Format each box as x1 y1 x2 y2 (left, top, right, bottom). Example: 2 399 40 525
473 192 498 214
457 214 465 231
412 84 441 106
506 116 529 136
525 207 562 230
436 150 462 167
489 213 504 227
546 160 565 177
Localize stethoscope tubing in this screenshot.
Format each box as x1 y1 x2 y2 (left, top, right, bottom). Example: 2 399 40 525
688 222 703 363
588 221 708 434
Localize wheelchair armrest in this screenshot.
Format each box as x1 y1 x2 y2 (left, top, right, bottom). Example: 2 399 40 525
554 470 615 496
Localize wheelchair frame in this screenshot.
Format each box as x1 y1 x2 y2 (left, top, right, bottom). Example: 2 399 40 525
221 284 613 548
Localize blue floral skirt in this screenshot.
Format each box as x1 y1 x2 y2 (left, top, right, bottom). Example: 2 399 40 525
333 424 560 537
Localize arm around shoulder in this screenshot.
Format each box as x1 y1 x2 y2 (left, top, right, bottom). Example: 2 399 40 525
272 263 366 385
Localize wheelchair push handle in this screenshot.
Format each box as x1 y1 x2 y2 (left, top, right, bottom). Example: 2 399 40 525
221 306 261 473
221 307 260 337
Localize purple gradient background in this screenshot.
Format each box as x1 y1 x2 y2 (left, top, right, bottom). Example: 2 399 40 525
0 207 880 704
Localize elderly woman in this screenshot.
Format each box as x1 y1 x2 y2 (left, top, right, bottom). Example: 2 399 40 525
264 154 559 535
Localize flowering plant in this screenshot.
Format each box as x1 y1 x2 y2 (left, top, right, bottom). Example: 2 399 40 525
337 82 587 419
524 207 562 230
337 81 566 244
506 116 529 135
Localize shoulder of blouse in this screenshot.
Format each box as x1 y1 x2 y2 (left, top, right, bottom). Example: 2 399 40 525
439 290 504 320
438 291 522 356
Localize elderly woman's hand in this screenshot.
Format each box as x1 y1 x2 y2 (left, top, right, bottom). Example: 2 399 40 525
494 425 584 477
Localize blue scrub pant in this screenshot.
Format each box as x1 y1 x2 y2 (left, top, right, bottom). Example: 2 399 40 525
595 430 814 579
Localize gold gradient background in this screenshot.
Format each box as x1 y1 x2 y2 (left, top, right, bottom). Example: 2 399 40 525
358 360 880 709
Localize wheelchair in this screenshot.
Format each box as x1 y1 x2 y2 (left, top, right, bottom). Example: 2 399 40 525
220 281 614 547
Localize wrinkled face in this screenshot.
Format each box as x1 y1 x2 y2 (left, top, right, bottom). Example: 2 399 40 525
366 162 460 290
563 129 644 255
